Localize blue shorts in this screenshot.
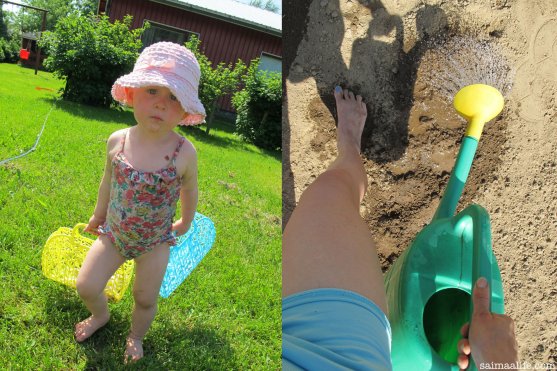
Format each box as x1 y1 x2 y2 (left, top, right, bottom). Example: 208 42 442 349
282 288 392 370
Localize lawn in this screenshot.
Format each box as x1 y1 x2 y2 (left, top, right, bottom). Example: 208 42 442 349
0 63 281 369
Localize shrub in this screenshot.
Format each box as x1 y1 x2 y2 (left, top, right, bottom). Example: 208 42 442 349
0 36 20 63
39 14 147 107
185 35 246 133
232 61 281 151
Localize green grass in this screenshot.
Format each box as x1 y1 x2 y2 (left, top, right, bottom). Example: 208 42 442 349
0 63 281 369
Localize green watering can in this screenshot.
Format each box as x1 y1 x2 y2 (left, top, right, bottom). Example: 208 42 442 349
385 84 506 370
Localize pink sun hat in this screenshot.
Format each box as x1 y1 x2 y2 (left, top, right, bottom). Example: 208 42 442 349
111 41 206 126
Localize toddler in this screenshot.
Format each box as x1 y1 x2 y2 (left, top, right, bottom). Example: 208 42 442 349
75 42 206 363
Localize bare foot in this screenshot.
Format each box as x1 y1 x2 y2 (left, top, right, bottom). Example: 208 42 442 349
333 86 367 156
124 336 144 364
74 314 110 343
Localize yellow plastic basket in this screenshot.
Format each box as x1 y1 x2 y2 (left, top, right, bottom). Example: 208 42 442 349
41 223 134 302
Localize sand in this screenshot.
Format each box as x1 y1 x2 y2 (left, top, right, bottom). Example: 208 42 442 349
284 0 557 365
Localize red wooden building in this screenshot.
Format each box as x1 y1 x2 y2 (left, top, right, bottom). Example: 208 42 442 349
97 0 282 112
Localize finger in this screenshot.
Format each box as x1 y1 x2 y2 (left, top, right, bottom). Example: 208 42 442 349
457 354 469 370
473 277 491 316
457 338 471 355
83 225 97 235
460 322 470 337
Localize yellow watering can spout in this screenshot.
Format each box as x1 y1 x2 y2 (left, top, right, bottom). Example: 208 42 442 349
453 84 504 140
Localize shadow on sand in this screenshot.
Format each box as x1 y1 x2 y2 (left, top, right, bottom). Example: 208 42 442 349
283 0 449 225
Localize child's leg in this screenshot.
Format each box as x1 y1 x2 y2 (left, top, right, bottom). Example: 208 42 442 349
75 234 126 342
124 244 170 363
282 87 388 314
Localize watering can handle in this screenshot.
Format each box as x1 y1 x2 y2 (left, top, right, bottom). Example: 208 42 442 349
453 205 494 371
454 205 493 312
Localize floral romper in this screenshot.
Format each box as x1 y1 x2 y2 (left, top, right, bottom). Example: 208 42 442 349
99 129 184 259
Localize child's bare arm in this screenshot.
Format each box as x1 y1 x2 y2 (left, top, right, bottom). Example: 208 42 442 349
173 144 198 236
84 132 121 234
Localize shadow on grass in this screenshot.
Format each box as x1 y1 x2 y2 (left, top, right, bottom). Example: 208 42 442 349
41 97 136 126
137 319 238 370
180 124 245 149
178 124 280 159
43 287 236 369
42 96 280 159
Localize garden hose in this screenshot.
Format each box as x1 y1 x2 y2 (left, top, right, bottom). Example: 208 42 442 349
0 98 60 166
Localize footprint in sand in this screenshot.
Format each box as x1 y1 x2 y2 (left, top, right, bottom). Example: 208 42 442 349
515 17 557 123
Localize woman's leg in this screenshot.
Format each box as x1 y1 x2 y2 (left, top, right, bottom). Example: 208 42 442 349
75 234 126 342
125 244 170 363
283 87 387 314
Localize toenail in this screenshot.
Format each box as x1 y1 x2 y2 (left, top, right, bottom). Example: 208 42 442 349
335 86 342 93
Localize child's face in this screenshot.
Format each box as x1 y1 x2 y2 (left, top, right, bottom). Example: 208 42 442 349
126 86 187 131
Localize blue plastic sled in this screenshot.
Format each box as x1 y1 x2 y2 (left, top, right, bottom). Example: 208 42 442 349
159 212 216 298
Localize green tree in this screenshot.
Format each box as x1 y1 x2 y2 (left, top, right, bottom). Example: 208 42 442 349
232 61 281 151
185 35 247 134
71 0 99 16
0 36 20 62
9 0 98 35
0 5 20 63
0 4 9 38
39 13 147 107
